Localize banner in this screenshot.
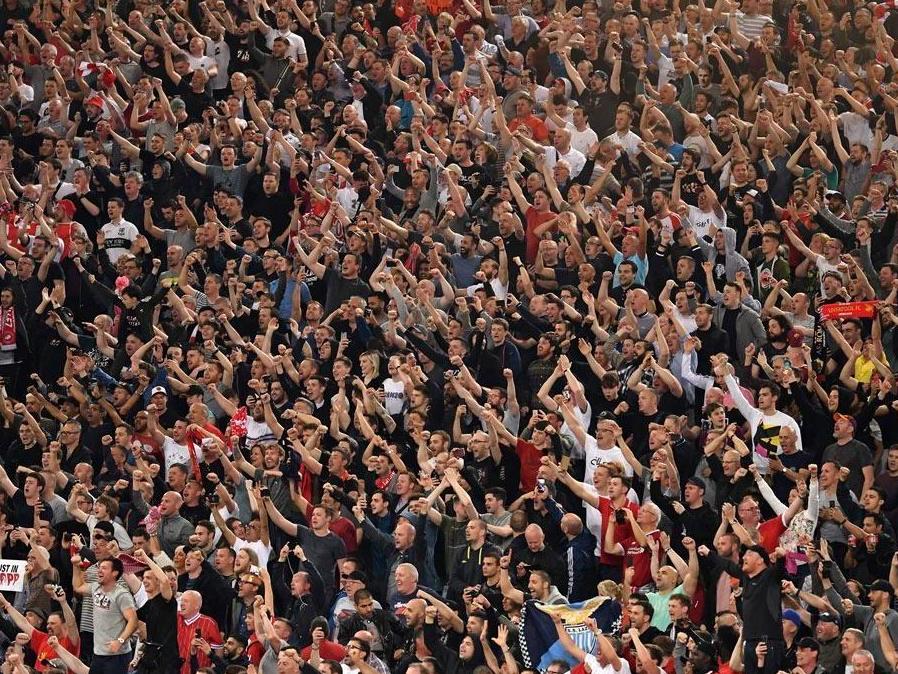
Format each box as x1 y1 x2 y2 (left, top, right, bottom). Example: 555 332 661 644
819 301 878 321
519 597 621 670
0 561 26 592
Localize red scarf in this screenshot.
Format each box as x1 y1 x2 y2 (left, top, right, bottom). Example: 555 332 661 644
186 423 225 481
0 306 16 351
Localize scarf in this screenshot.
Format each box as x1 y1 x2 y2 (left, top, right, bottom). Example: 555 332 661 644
0 306 16 351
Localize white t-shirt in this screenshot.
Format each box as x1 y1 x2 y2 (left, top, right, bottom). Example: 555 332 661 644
233 537 272 567
545 145 587 179
162 435 192 474
245 417 276 448
568 124 599 156
686 204 726 241
583 436 633 478
100 220 139 263
584 653 632 674
383 378 407 415
838 111 874 148
605 129 642 161
266 29 307 61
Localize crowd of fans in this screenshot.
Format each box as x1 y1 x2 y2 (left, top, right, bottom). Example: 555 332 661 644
0 0 897 673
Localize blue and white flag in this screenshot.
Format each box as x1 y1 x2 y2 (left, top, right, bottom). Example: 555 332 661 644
519 598 622 671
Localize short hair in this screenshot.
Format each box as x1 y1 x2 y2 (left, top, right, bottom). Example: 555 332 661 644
633 600 655 618
669 593 691 607
104 557 125 579
485 487 507 504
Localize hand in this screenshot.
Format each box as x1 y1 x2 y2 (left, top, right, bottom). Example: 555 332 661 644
842 599 854 615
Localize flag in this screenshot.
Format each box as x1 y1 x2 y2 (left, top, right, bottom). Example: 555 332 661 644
519 598 622 670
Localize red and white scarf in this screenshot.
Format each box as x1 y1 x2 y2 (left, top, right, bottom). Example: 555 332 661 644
0 306 16 351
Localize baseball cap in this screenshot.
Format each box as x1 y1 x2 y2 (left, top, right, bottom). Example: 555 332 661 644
85 96 104 109
817 611 842 626
870 579 896 596
685 476 706 491
150 386 168 397
504 66 522 77
797 637 820 651
593 69 609 80
744 544 770 566
834 413 857 430
783 609 802 628
57 199 77 218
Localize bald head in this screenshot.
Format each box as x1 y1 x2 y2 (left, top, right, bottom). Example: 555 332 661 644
180 589 202 617
560 513 583 537
160 491 183 516
525 524 545 551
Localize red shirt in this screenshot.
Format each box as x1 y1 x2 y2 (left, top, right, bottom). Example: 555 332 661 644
177 613 222 674
300 640 347 661
620 529 662 588
508 115 549 142
524 206 557 263
515 438 543 492
596 496 640 566
30 630 80 672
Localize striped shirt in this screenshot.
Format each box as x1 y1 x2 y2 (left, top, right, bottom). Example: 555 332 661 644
735 11 773 40
177 612 222 674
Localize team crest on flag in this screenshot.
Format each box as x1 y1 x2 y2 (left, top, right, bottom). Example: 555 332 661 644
519 597 622 670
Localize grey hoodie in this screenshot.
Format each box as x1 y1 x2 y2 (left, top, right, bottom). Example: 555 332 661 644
696 225 753 289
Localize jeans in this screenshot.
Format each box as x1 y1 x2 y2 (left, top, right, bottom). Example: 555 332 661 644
88 652 132 674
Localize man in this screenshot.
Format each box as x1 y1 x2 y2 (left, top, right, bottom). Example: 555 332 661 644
272 543 325 648
134 548 179 674
134 490 193 557
336 589 404 665
73 557 139 673
822 414 874 499
814 612 843 671
295 240 372 315
701 544 785 674
722 364 802 474
176 590 223 674
793 637 826 674
842 580 898 671
66 483 133 550
99 198 139 265
508 524 569 591
264 496 347 603
447 519 499 602
479 487 513 550
712 282 767 360
0 585 80 667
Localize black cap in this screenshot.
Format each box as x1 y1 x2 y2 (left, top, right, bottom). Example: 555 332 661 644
817 612 842 626
744 544 770 566
685 476 706 491
797 637 820 652
870 579 896 596
94 520 116 538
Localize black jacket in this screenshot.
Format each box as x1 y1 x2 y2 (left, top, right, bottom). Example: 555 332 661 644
337 608 405 662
